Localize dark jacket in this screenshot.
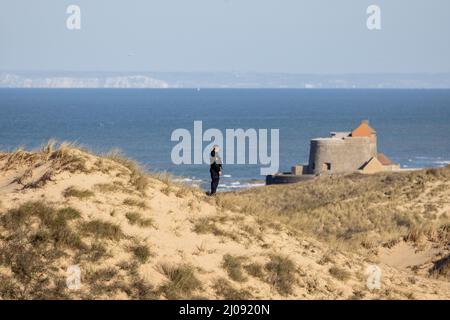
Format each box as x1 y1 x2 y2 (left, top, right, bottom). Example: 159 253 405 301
210 150 222 175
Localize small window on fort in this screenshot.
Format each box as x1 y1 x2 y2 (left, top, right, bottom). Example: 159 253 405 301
323 163 331 171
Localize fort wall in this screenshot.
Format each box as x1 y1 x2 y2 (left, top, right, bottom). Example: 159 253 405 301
308 137 376 174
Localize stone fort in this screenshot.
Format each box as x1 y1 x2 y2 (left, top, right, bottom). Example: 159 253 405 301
267 120 399 185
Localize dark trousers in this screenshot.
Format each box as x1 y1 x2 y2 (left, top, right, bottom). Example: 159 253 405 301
210 171 220 195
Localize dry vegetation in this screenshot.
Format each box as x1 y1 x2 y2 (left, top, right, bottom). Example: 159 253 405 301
222 254 248 282
158 264 202 299
0 141 449 300
216 167 450 253
125 212 154 228
430 255 450 280
212 278 252 300
63 187 95 199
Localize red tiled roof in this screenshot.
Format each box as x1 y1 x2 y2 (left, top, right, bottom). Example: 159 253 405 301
351 120 376 137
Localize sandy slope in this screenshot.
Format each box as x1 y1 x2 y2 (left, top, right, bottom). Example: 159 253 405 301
0 145 449 299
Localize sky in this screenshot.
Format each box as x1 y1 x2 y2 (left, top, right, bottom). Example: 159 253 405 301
0 0 449 74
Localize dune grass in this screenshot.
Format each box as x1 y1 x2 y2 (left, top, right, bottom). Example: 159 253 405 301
212 278 252 300
430 255 450 279
1 201 86 250
265 255 296 296
158 264 202 299
123 198 148 209
244 262 265 279
63 186 94 199
57 207 82 220
125 212 154 228
94 181 131 194
80 220 124 241
103 149 149 193
222 254 247 282
131 244 152 264
82 242 110 262
192 217 240 242
0 201 88 299
329 266 351 282
216 166 450 252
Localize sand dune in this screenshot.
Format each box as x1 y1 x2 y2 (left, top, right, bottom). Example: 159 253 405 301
0 143 448 299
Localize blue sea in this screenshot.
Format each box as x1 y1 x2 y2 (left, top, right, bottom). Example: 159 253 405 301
1 89 449 191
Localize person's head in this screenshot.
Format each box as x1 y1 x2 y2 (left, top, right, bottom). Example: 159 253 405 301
213 145 220 153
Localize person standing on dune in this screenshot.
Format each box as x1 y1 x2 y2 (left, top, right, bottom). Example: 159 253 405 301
209 145 222 195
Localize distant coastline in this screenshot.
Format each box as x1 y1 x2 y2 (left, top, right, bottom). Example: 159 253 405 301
2 71 450 89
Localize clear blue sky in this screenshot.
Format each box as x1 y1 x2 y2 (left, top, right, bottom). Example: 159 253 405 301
1 0 449 73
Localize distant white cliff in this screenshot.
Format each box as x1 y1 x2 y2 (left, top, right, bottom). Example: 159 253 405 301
0 73 169 88
1 72 450 89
